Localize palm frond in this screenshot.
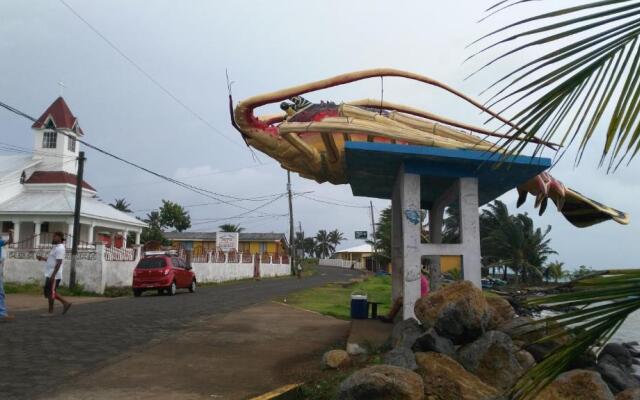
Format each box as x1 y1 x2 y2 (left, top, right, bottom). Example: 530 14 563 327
510 269 640 400
473 1 640 170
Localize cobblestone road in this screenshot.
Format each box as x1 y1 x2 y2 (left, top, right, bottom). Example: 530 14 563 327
0 266 361 400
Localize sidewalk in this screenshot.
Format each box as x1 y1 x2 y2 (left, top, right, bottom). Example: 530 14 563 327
46 301 351 400
5 293 112 313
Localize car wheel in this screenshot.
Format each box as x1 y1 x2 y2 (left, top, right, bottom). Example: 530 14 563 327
133 289 142 297
168 281 177 296
189 279 196 293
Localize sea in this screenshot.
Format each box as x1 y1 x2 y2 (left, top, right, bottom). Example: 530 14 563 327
612 310 640 343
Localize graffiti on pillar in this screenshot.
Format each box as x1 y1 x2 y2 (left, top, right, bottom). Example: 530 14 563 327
405 266 420 282
404 208 421 225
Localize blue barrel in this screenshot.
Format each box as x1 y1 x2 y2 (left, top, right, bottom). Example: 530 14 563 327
350 291 368 319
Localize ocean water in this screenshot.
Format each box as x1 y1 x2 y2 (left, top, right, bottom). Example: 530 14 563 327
612 310 640 343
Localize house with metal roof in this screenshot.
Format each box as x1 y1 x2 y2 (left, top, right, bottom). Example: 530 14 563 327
165 231 288 257
0 97 146 249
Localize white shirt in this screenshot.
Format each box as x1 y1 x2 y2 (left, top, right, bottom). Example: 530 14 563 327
44 244 65 279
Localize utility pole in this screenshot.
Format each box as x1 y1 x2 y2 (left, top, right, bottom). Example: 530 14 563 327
370 200 378 273
287 171 296 275
298 221 304 260
69 151 86 289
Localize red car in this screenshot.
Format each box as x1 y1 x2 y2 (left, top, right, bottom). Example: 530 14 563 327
132 252 196 297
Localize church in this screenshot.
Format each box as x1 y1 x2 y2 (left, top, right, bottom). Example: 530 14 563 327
0 97 146 249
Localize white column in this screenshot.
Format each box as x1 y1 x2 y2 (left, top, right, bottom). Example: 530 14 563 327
12 220 20 246
34 221 42 248
110 232 115 247
87 223 95 244
67 222 74 248
135 230 141 245
458 177 482 288
124 229 129 248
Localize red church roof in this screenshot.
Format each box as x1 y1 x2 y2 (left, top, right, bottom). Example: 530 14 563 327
31 97 84 135
25 171 95 191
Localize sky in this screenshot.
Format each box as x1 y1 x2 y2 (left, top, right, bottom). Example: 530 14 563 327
1 1 638 270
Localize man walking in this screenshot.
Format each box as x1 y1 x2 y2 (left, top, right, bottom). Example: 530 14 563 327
0 229 15 322
36 232 72 316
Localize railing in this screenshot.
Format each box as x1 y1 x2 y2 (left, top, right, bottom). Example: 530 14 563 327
7 247 98 261
319 258 363 269
8 233 96 250
104 246 137 261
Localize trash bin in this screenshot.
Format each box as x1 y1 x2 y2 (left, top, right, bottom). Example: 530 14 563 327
350 290 368 319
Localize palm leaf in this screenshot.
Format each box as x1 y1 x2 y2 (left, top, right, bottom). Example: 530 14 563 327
472 1 640 170
509 269 640 400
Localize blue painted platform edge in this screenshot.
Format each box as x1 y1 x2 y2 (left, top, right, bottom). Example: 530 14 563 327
344 142 552 168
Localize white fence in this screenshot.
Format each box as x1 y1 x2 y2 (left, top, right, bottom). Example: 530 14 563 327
3 245 291 294
319 258 364 270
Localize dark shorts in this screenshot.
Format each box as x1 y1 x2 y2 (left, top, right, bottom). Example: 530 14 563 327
44 278 60 299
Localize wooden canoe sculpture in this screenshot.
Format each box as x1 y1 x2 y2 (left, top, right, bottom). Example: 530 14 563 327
230 68 628 228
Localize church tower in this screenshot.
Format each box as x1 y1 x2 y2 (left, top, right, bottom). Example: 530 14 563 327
30 97 82 174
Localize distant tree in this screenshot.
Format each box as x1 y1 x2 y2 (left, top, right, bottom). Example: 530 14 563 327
141 211 165 244
442 203 460 243
328 229 345 254
367 206 391 266
302 237 316 257
110 198 132 213
573 265 595 280
218 223 244 232
314 230 333 258
546 261 565 283
159 200 191 232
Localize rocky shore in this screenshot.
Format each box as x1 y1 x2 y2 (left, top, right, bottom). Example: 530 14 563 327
323 281 640 400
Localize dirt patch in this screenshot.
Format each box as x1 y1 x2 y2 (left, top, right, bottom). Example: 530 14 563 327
46 301 350 400
5 293 112 313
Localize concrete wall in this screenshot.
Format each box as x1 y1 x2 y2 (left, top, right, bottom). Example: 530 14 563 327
104 261 136 288
319 258 364 270
191 260 290 282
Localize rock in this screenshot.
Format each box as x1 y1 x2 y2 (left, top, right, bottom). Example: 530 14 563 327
598 353 640 393
383 346 418 371
516 349 537 371
411 328 456 357
601 343 634 369
624 342 639 348
391 318 424 349
414 281 489 344
617 388 640 400
457 330 524 390
569 350 598 370
415 352 499 400
535 369 614 400
486 295 517 330
322 349 351 369
337 365 424 400
526 340 565 363
497 316 546 345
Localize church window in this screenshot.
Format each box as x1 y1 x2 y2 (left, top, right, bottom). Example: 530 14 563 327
43 131 57 148
68 136 76 152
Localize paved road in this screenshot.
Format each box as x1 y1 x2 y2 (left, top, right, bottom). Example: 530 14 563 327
0 266 361 400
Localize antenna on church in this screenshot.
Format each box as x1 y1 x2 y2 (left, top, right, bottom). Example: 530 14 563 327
58 81 66 96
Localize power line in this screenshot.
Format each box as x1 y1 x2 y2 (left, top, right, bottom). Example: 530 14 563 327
299 194 370 209
57 0 245 150
132 192 286 213
0 100 274 210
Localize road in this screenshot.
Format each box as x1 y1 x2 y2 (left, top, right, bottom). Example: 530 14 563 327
0 266 361 400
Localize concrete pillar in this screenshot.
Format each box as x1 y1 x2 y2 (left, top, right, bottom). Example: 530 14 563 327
458 177 482 288
428 206 444 290
124 230 129 248
87 223 94 244
135 230 141 245
391 180 404 302
67 222 74 248
110 232 115 248
12 220 20 246
34 221 41 248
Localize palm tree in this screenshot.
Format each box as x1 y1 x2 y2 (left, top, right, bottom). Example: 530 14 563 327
218 224 244 232
470 2 640 169
328 229 345 254
314 230 333 258
110 198 132 213
367 206 392 265
302 237 316 258
546 261 565 283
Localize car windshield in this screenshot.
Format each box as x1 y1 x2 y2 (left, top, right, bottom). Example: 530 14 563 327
137 257 167 269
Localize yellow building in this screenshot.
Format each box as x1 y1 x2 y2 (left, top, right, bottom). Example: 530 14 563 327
165 232 288 256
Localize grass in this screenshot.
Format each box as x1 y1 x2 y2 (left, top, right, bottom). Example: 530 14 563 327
282 274 392 320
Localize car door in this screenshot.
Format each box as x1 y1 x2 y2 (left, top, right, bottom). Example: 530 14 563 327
170 257 183 287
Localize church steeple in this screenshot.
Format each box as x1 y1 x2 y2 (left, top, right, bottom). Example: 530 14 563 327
31 97 82 174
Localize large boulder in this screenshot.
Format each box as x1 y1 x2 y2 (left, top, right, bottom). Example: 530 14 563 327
414 352 499 400
602 344 634 369
497 316 546 345
457 330 525 390
486 295 517 330
383 346 418 371
411 328 456 358
322 349 351 369
598 353 640 393
392 318 424 349
516 349 537 371
337 365 424 400
617 388 640 400
414 281 489 344
535 369 614 400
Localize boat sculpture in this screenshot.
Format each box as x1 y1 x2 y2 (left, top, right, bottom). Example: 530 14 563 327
230 68 628 228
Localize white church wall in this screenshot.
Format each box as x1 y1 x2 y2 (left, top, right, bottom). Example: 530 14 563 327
0 170 24 204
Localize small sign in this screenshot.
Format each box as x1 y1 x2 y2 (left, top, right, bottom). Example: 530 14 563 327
355 231 367 239
216 232 239 253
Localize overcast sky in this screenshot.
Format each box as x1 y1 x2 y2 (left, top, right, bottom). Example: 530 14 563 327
1 1 638 270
